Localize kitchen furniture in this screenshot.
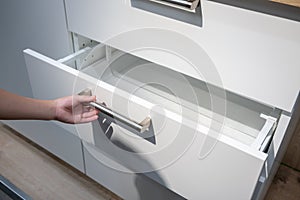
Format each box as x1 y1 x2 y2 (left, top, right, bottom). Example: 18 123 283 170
5 0 300 199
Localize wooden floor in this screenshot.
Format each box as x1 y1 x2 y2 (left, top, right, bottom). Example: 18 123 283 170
0 123 121 200
1 122 300 200
265 165 300 200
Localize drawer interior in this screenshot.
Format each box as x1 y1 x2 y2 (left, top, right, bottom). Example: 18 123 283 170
78 44 280 148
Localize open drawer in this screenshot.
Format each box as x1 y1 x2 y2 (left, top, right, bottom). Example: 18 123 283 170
24 42 290 199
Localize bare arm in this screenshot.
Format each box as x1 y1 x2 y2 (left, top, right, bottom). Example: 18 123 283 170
0 89 98 123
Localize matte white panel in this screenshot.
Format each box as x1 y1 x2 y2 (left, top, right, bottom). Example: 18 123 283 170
91 118 267 199
83 142 185 200
272 114 291 158
23 49 95 136
65 0 300 112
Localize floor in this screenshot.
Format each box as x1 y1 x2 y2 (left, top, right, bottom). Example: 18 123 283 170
0 123 121 200
0 123 300 200
265 165 300 200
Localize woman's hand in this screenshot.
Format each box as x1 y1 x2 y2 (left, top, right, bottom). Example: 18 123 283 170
0 89 99 124
54 95 99 124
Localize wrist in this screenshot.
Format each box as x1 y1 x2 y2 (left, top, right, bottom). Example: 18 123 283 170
47 99 58 121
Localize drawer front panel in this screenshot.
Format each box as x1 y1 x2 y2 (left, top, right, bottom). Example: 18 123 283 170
23 49 96 137
23 49 267 199
65 0 300 112
83 142 185 200
91 118 266 199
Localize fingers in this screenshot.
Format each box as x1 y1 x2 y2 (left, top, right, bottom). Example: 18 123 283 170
83 106 95 112
75 109 99 124
74 95 96 104
73 110 99 123
78 115 99 123
82 110 99 118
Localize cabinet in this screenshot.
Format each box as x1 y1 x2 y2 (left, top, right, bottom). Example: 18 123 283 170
22 0 300 199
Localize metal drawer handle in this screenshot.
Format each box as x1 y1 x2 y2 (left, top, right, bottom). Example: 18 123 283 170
149 0 200 10
79 89 151 133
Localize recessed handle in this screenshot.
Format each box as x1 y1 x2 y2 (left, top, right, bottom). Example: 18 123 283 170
150 0 200 10
79 89 151 133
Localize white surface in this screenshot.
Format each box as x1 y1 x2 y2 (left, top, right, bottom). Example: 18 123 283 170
91 114 267 199
23 48 268 199
271 114 291 158
83 142 185 200
65 0 300 112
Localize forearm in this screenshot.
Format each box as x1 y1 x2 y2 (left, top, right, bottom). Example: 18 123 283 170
0 89 56 120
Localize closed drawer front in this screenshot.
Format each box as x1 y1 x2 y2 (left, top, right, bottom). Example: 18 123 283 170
65 0 300 113
83 141 185 200
24 42 291 199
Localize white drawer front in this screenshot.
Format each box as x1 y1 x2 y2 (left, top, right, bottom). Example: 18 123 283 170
91 122 267 199
83 142 185 200
65 0 300 112
23 48 272 199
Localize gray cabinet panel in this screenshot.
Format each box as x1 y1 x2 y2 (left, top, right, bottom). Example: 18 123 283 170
4 120 85 172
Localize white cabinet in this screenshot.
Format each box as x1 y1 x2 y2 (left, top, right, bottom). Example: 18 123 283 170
23 0 300 199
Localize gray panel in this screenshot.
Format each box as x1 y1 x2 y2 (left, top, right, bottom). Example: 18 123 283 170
4 120 85 173
0 0 71 96
0 1 81 173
